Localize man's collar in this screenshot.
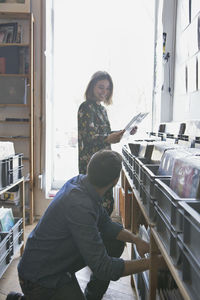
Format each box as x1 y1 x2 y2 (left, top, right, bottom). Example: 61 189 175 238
81 175 103 204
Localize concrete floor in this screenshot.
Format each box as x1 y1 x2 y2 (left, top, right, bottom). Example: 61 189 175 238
0 219 136 300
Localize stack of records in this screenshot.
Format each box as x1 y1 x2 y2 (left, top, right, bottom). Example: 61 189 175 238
170 155 200 198
158 148 200 176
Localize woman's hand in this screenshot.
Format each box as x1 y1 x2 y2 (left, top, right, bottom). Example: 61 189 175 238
106 130 125 144
130 126 138 135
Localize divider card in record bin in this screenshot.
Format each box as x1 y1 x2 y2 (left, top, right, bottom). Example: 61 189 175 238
128 142 141 157
128 140 155 163
170 156 200 199
133 141 156 180
165 121 186 138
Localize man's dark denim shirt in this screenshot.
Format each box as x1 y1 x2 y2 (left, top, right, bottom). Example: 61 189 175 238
18 175 124 288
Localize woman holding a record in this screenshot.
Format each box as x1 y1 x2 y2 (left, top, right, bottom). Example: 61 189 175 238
78 71 137 215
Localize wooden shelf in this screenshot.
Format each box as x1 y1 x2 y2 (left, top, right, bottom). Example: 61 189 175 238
0 12 31 20
0 12 34 225
0 121 29 124
0 103 29 107
0 43 29 47
0 74 29 77
0 137 29 140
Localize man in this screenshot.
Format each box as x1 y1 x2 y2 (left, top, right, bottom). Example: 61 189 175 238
8 149 150 300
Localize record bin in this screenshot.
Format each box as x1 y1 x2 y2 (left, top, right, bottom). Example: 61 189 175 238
0 217 23 278
0 248 10 278
177 238 200 300
0 158 9 190
9 165 24 185
178 201 200 266
141 164 171 198
122 145 133 180
154 178 197 233
154 205 180 265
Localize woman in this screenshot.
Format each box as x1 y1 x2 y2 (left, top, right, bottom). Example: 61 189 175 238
78 71 136 215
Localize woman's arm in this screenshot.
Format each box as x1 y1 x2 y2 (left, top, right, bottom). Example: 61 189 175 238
105 125 137 144
105 130 125 144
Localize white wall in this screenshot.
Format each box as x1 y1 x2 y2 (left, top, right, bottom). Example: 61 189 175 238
173 0 200 121
160 0 177 122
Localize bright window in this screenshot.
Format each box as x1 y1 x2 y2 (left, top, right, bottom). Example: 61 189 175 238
46 0 155 191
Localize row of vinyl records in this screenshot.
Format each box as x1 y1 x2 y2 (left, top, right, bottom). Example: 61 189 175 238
126 140 200 199
136 225 184 300
0 22 22 44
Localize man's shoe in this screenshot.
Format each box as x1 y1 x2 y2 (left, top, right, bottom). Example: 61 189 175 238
6 292 24 300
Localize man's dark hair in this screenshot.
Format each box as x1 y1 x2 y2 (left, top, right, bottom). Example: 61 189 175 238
87 150 122 188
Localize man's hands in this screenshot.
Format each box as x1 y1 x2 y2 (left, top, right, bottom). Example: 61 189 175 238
106 130 125 144
117 228 167 276
134 236 150 258
117 229 150 257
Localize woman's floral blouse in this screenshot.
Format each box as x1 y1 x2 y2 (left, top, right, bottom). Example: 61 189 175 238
78 100 114 215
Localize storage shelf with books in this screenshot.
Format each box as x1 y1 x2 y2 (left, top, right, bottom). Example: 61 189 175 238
0 12 34 225
120 166 192 300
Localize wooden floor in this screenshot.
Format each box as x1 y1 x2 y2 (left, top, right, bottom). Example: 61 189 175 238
0 217 137 300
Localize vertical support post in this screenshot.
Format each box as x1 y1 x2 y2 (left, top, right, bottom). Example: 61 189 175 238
19 179 25 255
149 231 159 300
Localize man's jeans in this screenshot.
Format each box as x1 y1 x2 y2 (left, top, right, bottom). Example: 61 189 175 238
19 273 86 300
19 238 125 300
